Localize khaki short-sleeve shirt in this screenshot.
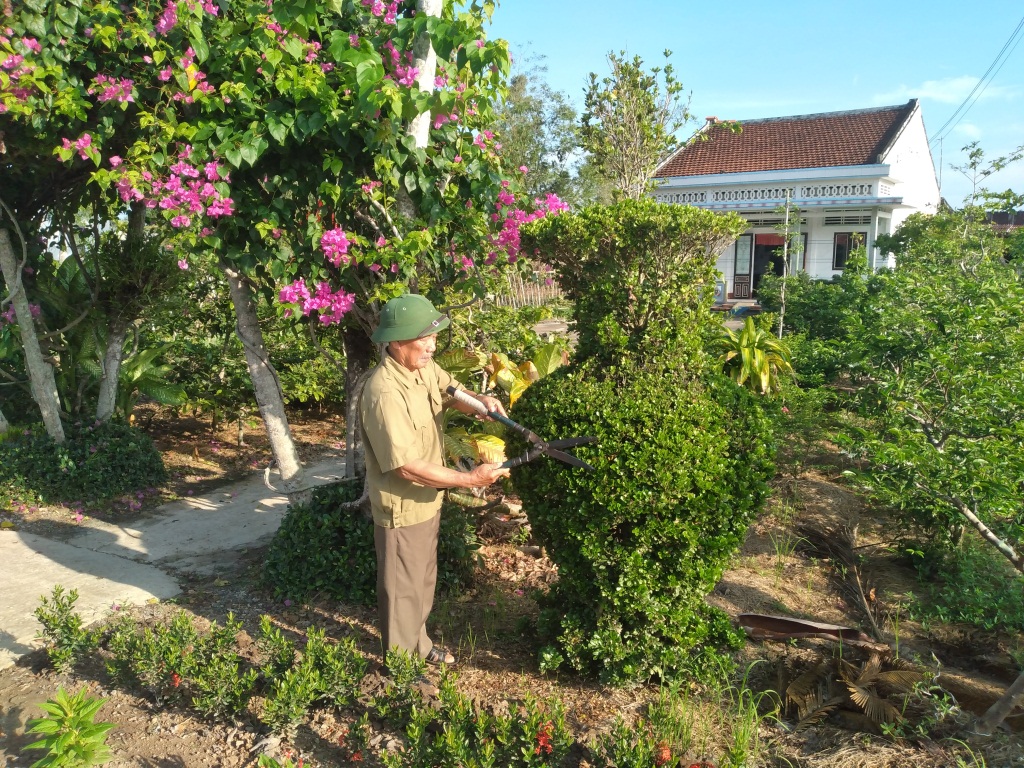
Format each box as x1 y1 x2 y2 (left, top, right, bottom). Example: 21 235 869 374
360 354 459 528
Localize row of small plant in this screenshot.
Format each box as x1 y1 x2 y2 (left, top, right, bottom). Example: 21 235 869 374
32 585 773 767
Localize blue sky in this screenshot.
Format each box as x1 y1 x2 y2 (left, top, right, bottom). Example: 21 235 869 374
486 0 1024 207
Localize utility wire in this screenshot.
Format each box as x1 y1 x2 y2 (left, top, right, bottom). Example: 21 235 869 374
929 13 1024 145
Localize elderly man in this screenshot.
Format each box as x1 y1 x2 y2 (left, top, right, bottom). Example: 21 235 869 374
361 293 509 667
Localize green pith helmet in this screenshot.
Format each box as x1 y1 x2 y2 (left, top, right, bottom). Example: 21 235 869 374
371 294 450 343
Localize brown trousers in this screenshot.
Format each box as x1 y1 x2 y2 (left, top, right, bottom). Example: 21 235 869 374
374 512 440 661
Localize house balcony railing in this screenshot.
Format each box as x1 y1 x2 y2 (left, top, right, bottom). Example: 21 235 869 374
656 190 707 204
712 186 797 202
798 182 873 198
655 181 884 207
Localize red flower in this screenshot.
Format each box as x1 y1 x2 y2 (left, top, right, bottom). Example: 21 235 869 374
170 672 181 688
534 720 554 755
654 740 672 766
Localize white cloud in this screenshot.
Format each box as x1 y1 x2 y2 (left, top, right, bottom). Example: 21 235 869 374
875 76 1017 105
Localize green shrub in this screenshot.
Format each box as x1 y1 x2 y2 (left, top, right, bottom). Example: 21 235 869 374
105 611 257 717
511 362 774 684
262 481 480 604
383 667 572 767
447 303 562 363
516 199 774 684
909 539 1024 631
34 586 100 673
0 420 166 504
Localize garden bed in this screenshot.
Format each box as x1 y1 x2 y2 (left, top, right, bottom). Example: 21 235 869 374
0 411 1021 767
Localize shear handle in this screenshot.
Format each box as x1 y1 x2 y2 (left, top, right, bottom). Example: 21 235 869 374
445 386 542 444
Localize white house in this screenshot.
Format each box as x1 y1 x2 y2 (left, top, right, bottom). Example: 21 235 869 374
652 99 940 299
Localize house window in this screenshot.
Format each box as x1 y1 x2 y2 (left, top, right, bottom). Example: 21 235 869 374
833 232 866 270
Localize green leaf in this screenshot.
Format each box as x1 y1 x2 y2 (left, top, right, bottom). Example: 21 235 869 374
239 144 258 166
283 36 304 61
55 5 79 27
191 35 210 64
267 119 288 144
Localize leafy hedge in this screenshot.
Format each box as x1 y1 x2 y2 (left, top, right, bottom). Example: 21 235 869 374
510 361 774 684
515 199 776 684
0 420 166 503
262 481 480 604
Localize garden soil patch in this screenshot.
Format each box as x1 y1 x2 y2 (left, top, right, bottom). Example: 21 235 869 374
1 409 1023 767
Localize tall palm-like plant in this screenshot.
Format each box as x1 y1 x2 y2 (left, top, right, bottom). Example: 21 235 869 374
717 316 795 395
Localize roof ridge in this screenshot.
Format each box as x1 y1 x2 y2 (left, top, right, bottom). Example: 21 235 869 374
726 100 915 126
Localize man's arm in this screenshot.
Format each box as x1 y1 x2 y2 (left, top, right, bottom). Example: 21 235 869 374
394 459 509 489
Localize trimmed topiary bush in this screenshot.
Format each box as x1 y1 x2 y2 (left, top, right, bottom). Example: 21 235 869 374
511 361 773 684
262 481 480 604
0 420 166 503
515 198 776 684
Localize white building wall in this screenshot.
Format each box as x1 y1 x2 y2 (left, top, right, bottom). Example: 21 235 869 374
880 107 941 230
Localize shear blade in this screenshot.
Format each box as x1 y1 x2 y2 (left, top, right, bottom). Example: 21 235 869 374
544 447 596 471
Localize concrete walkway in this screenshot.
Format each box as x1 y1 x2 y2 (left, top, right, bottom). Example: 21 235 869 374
0 455 346 671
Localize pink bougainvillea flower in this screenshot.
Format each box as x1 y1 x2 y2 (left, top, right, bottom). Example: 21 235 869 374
376 236 386 247
177 259 189 270
108 155 122 167
155 1 178 34
320 228 351 267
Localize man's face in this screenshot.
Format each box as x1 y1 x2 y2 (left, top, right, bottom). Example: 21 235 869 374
389 333 437 371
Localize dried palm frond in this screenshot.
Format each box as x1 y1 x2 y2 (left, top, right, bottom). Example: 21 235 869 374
795 695 845 732
796 523 884 640
781 649 929 732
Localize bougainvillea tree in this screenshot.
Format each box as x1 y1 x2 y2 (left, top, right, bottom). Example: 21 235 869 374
1 0 561 487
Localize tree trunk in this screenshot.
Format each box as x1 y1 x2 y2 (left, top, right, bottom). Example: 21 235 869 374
396 0 442 223
95 320 128 423
95 204 146 424
343 325 375 480
0 405 9 433
220 261 306 498
408 0 441 148
975 670 1024 735
0 227 65 443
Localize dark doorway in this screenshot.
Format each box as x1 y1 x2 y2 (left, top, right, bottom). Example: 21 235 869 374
753 234 785 292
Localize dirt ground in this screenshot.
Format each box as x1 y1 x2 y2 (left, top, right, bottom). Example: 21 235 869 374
1 408 1023 767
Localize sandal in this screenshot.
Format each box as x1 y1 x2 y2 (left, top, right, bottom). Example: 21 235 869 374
424 645 456 666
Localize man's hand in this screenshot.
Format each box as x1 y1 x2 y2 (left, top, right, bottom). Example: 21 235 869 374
465 461 510 487
476 394 507 419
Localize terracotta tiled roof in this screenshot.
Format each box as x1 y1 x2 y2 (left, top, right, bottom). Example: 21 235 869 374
657 100 918 178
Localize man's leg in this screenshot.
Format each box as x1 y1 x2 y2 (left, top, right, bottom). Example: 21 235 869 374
416 512 441 657
375 513 440 660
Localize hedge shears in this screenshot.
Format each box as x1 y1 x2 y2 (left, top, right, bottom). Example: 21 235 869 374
446 386 596 470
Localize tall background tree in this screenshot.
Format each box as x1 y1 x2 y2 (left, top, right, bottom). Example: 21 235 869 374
580 50 691 200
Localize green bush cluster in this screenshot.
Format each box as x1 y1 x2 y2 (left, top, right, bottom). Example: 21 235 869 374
908 539 1024 632
0 420 166 504
34 591 773 766
516 198 776 684
33 586 101 673
447 303 560 363
512 363 773 684
756 254 878 386
258 623 369 735
262 481 481 604
107 611 258 719
386 675 572 768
